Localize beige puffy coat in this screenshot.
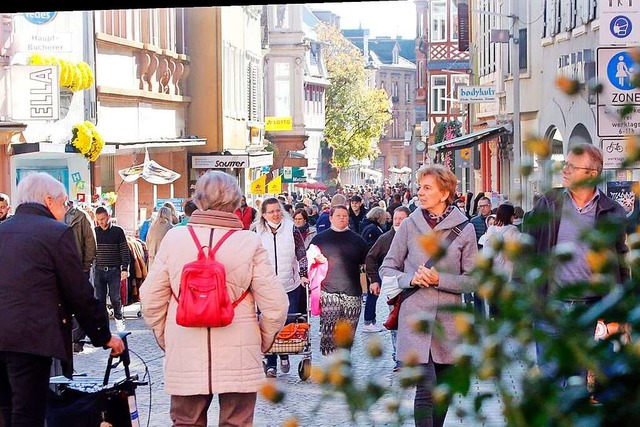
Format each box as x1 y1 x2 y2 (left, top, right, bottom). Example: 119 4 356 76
140 213 288 396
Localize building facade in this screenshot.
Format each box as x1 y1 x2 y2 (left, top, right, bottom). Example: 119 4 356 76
262 4 329 189
0 11 109 205
344 29 418 184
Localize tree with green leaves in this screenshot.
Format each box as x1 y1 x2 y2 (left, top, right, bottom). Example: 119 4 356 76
316 22 392 172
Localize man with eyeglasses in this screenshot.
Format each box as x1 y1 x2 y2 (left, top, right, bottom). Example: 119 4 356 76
523 143 629 386
469 196 492 318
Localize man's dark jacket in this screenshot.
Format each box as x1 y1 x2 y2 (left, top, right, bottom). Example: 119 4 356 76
523 188 630 300
0 203 112 376
365 228 396 285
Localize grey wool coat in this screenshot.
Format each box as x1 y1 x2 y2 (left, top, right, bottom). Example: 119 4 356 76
380 206 477 365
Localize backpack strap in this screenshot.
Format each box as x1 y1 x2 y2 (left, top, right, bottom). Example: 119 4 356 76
205 228 249 306
209 229 236 259
232 288 250 307
187 225 206 258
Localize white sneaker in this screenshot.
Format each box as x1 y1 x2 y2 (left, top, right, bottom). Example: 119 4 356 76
115 319 126 333
362 323 383 333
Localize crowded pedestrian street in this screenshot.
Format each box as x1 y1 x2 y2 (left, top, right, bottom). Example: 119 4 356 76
73 297 529 427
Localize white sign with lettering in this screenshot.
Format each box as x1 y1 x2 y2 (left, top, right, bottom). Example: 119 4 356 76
600 0 640 46
597 46 640 137
602 138 640 169
192 155 249 169
9 65 60 121
458 85 497 103
24 32 73 53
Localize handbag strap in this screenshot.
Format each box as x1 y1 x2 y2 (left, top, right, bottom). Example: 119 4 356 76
402 220 469 300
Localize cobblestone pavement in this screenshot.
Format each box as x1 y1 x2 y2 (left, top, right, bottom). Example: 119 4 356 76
72 298 530 426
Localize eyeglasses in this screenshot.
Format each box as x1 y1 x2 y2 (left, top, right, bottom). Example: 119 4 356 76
561 161 594 173
265 210 281 215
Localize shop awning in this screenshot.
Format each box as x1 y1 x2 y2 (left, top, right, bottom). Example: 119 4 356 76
428 125 511 154
388 166 412 174
360 167 382 177
118 150 180 185
107 137 207 154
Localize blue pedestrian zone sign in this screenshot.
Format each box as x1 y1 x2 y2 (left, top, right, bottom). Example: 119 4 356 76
607 51 636 91
610 15 633 39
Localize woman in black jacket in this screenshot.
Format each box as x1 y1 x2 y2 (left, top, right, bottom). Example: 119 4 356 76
364 206 411 368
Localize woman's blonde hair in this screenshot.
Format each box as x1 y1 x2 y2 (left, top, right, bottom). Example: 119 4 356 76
416 164 458 204
193 171 242 213
153 206 172 225
366 206 387 225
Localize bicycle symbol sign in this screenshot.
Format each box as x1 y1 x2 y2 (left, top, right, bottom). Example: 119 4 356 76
605 140 624 153
602 139 640 170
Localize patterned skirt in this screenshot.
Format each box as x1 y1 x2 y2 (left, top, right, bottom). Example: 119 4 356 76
319 291 362 355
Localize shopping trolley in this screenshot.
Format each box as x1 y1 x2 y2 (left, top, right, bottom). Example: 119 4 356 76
264 288 312 381
46 331 148 427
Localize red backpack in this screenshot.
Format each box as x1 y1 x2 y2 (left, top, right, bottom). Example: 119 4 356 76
171 226 249 328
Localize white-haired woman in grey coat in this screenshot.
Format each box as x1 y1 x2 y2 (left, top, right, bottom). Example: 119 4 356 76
380 164 477 427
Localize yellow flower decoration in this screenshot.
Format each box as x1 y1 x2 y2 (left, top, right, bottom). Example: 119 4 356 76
70 121 105 162
28 53 45 65
28 54 94 92
71 122 92 154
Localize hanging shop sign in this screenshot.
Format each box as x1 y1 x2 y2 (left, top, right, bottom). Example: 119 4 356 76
191 155 249 169
265 116 293 131
22 12 57 25
597 47 640 137
9 65 60 121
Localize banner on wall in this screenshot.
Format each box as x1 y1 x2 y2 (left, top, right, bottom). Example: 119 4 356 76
250 174 266 195
267 174 282 194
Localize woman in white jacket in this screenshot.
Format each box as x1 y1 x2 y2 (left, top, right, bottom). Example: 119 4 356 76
255 198 309 378
481 203 520 318
481 203 520 279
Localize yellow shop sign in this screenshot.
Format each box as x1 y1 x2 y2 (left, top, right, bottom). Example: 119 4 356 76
265 116 292 131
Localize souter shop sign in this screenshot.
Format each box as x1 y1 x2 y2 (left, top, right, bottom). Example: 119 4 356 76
192 155 248 169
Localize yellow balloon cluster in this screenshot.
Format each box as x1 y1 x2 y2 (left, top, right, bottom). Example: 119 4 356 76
28 54 94 92
71 121 105 162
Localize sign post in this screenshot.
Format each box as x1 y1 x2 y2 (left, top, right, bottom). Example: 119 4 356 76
596 47 640 138
599 1 640 46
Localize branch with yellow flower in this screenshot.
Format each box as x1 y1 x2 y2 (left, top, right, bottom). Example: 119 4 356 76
71 121 105 162
28 54 94 92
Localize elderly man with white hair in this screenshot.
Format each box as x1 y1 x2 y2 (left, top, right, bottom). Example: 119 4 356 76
0 172 124 427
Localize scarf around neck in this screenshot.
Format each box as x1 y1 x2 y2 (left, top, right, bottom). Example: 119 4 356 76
296 222 309 234
187 209 243 229
422 204 456 228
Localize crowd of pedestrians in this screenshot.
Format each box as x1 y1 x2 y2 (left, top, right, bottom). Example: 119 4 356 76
0 142 634 426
